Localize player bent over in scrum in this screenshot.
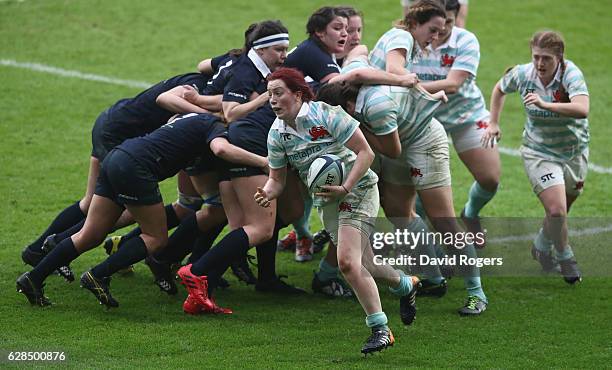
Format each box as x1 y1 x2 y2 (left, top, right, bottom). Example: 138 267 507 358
16 113 267 309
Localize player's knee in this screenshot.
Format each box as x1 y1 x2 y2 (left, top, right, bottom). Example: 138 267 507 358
546 204 567 218
477 176 500 193
249 225 274 246
338 256 357 276
142 234 168 254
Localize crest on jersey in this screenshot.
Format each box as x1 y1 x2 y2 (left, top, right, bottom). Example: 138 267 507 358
440 53 455 67
476 121 489 130
309 126 330 141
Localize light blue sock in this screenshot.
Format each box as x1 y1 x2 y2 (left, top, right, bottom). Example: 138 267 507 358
365 311 388 330
407 217 444 283
464 181 497 218
462 244 487 302
388 270 413 296
554 245 574 261
534 228 554 253
415 195 426 218
317 259 339 282
293 194 313 239
465 276 487 302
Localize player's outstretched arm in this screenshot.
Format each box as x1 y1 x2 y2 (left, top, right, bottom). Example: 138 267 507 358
210 137 268 170
255 167 286 207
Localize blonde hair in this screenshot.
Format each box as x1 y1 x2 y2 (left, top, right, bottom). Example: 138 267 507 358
530 30 569 102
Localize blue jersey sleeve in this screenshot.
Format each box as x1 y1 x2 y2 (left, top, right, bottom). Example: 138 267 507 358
223 66 259 104
285 40 340 82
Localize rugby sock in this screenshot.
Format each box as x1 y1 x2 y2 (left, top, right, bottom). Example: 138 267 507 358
256 217 284 281
554 245 574 261
465 277 487 302
91 236 148 278
460 244 487 302
534 228 554 253
53 219 85 244
293 195 313 239
29 237 80 286
365 312 389 330
188 222 227 263
28 201 85 252
407 217 444 283
121 204 181 242
190 227 249 276
163 213 198 257
256 225 281 282
464 181 497 218
317 259 339 282
164 203 181 229
388 270 413 296
414 195 426 218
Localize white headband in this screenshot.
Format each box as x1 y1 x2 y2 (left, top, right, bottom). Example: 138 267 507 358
252 33 290 49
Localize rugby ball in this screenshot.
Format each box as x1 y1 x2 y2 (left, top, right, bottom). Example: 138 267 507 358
307 154 345 193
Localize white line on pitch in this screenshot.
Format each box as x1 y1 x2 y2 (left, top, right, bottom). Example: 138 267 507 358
488 224 612 244
497 141 612 175
0 59 152 89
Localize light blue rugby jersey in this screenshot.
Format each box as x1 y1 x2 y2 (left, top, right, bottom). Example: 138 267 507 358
267 101 378 196
369 28 419 71
411 27 489 131
342 57 442 148
500 60 589 159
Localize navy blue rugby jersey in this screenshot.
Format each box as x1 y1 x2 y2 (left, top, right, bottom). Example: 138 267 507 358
105 73 210 140
117 113 227 181
222 52 269 104
203 52 241 96
285 38 341 91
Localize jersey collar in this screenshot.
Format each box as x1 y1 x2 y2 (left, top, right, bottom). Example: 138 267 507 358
272 102 310 136
429 27 459 52
247 48 272 77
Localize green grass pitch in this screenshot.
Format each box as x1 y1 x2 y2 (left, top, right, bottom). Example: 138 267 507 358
1 0 611 367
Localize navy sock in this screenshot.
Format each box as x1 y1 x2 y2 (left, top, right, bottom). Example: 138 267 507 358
188 221 227 263
190 228 249 276
28 201 85 252
256 231 279 282
122 204 181 242
164 204 181 229
154 214 198 263
29 237 80 286
91 236 148 278
53 219 85 244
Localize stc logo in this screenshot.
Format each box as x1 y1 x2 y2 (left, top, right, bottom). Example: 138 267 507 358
540 173 555 183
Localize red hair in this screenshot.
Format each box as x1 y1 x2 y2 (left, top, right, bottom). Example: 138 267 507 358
267 68 315 102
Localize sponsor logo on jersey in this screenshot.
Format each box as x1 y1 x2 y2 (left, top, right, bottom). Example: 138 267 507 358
440 53 455 67
309 126 330 141
281 133 292 141
227 91 247 100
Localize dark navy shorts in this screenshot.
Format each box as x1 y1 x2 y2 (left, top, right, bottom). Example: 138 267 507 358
225 120 268 178
184 156 222 177
91 109 123 161
94 149 162 206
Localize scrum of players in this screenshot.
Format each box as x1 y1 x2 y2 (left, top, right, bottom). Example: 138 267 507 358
16 0 590 355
